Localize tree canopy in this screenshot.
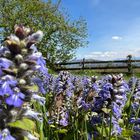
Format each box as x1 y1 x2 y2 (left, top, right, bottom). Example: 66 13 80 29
0 0 88 68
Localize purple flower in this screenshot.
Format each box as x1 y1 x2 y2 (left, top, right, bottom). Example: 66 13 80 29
27 52 48 75
130 118 140 125
0 75 17 96
0 58 13 69
6 88 25 107
0 81 13 96
24 107 43 122
0 46 10 57
133 126 140 132
81 100 91 110
30 45 38 53
92 83 99 92
2 75 17 86
102 83 113 91
27 30 43 43
131 133 140 140
91 116 101 125
66 90 72 97
21 131 39 140
32 77 46 94
99 90 111 100
0 68 3 76
88 133 92 140
111 120 122 135
0 128 15 140
32 94 46 105
92 98 104 112
132 102 139 111
60 112 68 126
59 118 68 126
112 102 122 118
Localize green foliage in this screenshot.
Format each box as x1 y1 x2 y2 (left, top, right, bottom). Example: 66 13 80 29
55 129 68 134
8 118 36 133
71 70 101 77
121 129 134 138
0 0 88 67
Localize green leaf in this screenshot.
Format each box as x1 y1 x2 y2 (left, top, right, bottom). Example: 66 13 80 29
25 85 39 92
96 126 109 137
123 95 131 111
102 108 111 114
50 125 56 128
23 137 29 140
55 129 68 134
8 118 36 132
122 129 134 137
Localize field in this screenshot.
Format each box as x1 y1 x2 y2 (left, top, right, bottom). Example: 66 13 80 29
1 25 140 140
32 71 140 140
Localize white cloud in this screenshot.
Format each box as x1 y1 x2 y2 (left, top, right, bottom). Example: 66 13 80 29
112 36 122 40
83 48 140 60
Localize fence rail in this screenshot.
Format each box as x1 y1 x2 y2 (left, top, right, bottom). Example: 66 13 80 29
57 60 140 65
55 57 140 74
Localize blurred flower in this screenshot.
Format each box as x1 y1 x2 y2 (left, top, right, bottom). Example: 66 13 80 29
32 77 46 94
22 131 39 140
111 118 122 135
60 112 69 126
0 75 17 96
130 118 140 125
32 94 46 105
27 52 48 75
5 34 21 54
0 128 15 140
0 58 13 69
14 24 31 39
5 88 25 107
24 107 43 122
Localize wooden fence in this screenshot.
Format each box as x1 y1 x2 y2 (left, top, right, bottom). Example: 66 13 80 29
55 57 140 74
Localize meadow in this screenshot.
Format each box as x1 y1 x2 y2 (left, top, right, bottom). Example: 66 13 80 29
0 25 140 140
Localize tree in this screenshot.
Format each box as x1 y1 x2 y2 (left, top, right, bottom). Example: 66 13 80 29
0 0 88 68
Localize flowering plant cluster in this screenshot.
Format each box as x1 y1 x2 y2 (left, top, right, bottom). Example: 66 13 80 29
43 72 140 140
0 25 140 140
45 72 131 139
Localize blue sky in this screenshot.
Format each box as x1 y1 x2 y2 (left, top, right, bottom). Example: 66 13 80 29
54 0 140 60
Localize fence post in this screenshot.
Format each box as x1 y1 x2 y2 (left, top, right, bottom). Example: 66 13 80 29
127 55 133 75
82 58 85 70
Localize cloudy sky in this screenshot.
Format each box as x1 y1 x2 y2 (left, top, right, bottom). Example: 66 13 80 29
57 0 140 60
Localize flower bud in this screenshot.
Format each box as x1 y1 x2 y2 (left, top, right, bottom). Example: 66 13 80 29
19 79 26 85
26 30 43 48
5 35 21 54
19 63 29 70
21 48 28 55
4 50 11 58
15 54 23 64
14 24 31 39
